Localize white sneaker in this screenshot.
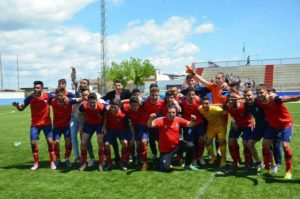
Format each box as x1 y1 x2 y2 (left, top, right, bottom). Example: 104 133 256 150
199 157 206 165
50 162 57 170
88 158 95 167
31 162 39 171
271 165 278 174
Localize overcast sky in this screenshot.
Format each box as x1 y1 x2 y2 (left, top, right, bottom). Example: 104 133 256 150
1 0 299 89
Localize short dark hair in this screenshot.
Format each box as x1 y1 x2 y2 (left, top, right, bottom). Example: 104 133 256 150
80 88 90 93
186 74 195 81
132 88 140 95
58 79 66 84
55 87 65 94
129 96 139 104
88 93 97 100
167 104 177 111
186 87 195 94
165 90 175 97
201 96 210 103
82 79 90 85
256 84 266 91
150 87 159 93
149 83 158 89
33 81 43 87
114 79 122 84
267 87 276 93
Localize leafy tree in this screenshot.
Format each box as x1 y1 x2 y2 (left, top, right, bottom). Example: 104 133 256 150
108 57 155 87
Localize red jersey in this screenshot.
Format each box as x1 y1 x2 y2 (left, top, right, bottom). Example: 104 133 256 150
24 93 52 127
79 102 105 125
207 83 227 104
226 102 254 128
153 117 189 153
106 109 127 131
51 99 76 128
181 99 203 125
256 97 293 130
140 98 164 125
122 103 141 126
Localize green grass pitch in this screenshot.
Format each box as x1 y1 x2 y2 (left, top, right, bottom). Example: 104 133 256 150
0 103 300 199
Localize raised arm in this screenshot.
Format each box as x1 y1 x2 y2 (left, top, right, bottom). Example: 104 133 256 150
185 65 210 87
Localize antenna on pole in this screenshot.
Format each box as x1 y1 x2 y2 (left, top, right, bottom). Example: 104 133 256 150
17 53 20 91
100 0 108 94
0 52 3 90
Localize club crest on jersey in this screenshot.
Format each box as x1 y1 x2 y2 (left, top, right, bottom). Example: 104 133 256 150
44 100 48 104
164 125 167 128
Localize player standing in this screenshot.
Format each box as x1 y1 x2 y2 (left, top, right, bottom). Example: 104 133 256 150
12 81 56 170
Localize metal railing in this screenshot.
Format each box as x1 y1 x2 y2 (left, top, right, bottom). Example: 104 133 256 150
193 57 300 68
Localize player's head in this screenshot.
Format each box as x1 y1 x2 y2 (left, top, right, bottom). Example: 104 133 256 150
170 86 179 96
149 83 158 89
55 87 66 102
267 87 276 94
58 79 67 89
87 93 97 110
244 88 254 104
201 96 210 111
81 88 90 101
256 84 268 101
132 88 141 97
129 96 140 111
110 99 120 114
186 87 196 101
114 79 123 92
186 74 196 88
229 81 240 94
228 92 240 106
165 90 175 104
33 81 43 94
150 87 159 102
80 79 90 90
215 72 225 86
166 105 177 121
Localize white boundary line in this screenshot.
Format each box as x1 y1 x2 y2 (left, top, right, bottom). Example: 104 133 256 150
294 124 300 127
194 173 214 199
0 110 15 114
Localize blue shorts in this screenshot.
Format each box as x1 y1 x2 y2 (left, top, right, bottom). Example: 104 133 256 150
229 126 253 141
183 124 205 142
30 125 53 141
53 127 71 141
264 126 292 142
105 129 132 143
83 123 103 135
250 123 267 141
137 125 150 141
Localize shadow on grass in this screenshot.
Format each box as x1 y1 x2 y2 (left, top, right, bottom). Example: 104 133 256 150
0 161 78 173
263 176 300 184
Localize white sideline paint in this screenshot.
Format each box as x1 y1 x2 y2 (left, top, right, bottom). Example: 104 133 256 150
0 110 15 114
193 173 214 199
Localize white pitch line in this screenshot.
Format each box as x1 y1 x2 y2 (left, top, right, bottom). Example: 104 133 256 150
194 173 214 199
294 124 300 127
0 110 15 114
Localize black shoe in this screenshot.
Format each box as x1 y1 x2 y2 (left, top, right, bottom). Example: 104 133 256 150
103 163 112 171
